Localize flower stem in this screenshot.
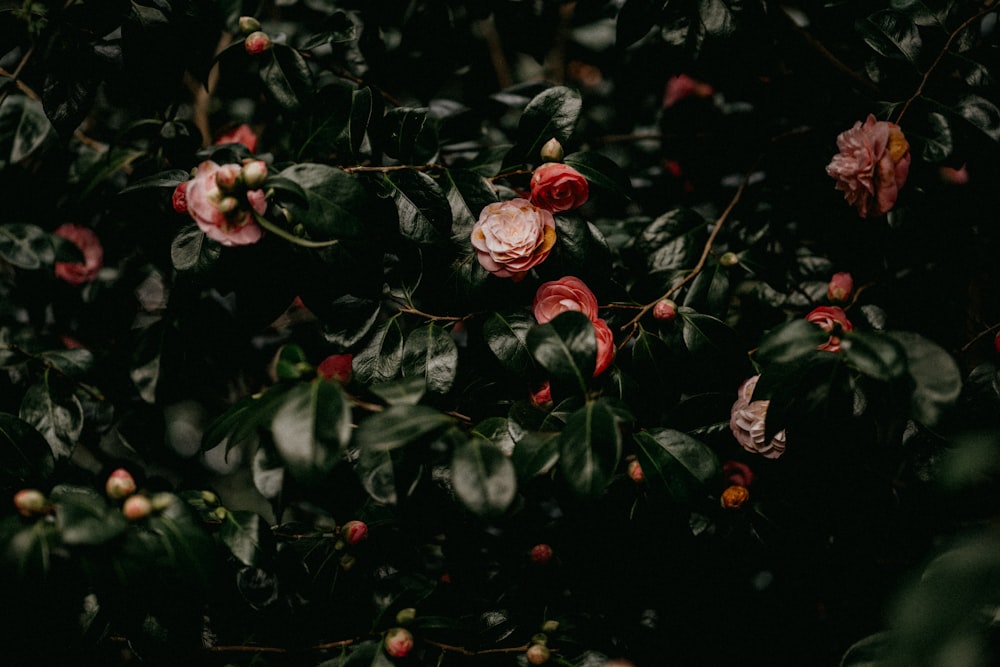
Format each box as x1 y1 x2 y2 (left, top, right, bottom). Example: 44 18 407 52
253 212 340 248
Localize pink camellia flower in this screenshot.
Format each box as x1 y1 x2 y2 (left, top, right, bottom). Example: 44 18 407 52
662 74 714 108
825 114 911 218
215 123 259 153
243 31 272 56
183 160 265 246
730 375 787 460
53 223 103 285
470 199 556 280
722 460 754 487
593 318 615 377
533 276 599 324
529 162 589 212
827 272 854 303
317 354 352 384
805 305 853 352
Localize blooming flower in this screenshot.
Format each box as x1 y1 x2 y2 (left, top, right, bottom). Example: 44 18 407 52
183 160 265 246
215 123 259 153
470 199 556 279
826 114 911 218
533 276 600 324
53 223 103 285
827 272 853 303
529 162 589 212
593 318 615 377
805 306 853 352
730 375 787 460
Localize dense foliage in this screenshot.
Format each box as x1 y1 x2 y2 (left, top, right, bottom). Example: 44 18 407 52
2 1 1000 665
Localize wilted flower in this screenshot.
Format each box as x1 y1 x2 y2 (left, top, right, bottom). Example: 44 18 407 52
826 114 911 218
533 276 600 324
53 223 103 285
730 375 787 460
471 199 556 280
805 305 853 352
183 160 265 246
827 272 853 303
529 162 589 212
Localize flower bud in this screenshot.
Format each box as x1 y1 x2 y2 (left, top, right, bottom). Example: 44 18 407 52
238 16 261 35
530 543 553 564
123 494 153 521
241 160 268 188
245 31 273 55
201 490 219 505
529 381 553 409
384 627 414 658
627 458 644 484
339 553 357 571
652 299 677 321
215 163 243 191
150 492 174 512
527 644 551 665
395 607 417 625
342 520 368 545
13 489 47 517
105 468 137 500
719 252 739 267
172 181 189 214
995 331 1000 355
540 620 559 633
720 485 750 510
539 138 564 163
827 272 853 303
214 506 229 520
217 196 240 215
531 633 548 645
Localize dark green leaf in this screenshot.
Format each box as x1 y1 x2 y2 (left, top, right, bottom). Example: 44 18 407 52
369 376 427 406
452 435 517 516
353 318 405 385
471 417 516 457
383 107 438 164
697 0 737 38
322 296 382 348
18 381 82 460
170 224 221 273
858 10 922 63
39 349 94 377
886 331 962 426
839 631 890 667
353 405 453 454
271 379 352 485
527 311 596 392
512 431 560 480
484 311 535 374
384 169 452 244
344 86 375 161
563 151 633 201
683 261 730 317
755 319 829 365
0 224 54 270
616 0 664 49
274 343 312 380
550 216 611 275
130 320 164 404
402 323 458 394
252 446 285 501
840 331 908 381
118 169 190 195
629 327 682 405
0 517 58 579
75 148 146 202
278 163 367 240
299 11 357 49
634 428 719 505
220 510 275 568
53 485 127 546
505 86 582 169
954 94 1000 142
259 43 313 111
294 81 354 161
443 168 498 237
0 413 55 497
558 400 623 497
0 94 53 166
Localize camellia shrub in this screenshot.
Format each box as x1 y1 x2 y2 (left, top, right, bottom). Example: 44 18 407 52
2 1 1000 665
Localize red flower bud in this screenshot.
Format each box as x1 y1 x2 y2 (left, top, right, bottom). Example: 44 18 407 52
105 468 137 500
172 181 189 213
245 31 273 55
527 644 551 665
342 520 368 545
122 494 153 521
529 381 553 409
13 489 47 517
530 543 553 564
627 458 644 484
720 485 750 510
827 272 853 303
241 159 268 188
652 299 677 321
317 354 353 384
238 16 261 35
384 627 414 658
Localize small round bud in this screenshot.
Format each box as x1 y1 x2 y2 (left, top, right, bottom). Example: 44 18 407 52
539 138 564 163
214 506 229 520
171 181 189 214
215 163 243 192
241 160 268 188
150 492 174 512
13 489 47 517
384 627 414 658
531 633 548 646
530 543 553 564
652 299 676 321
217 196 240 215
238 16 261 35
527 644 551 665
395 607 417 625
719 252 739 267
244 31 273 55
720 485 750 510
201 490 219 505
540 620 559 633
342 520 368 545
627 458 644 484
105 468 137 500
122 494 153 521
827 272 854 303
339 553 357 571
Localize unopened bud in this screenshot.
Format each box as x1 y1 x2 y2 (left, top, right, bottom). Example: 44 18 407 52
395 607 417 625
342 520 368 545
201 490 219 505
540 620 559 633
171 181 189 214
217 196 240 215
241 160 268 188
215 163 243 191
527 644 551 665
244 31 273 55
720 485 750 510
827 272 854 303
13 489 47 517
238 16 261 35
719 252 739 267
122 494 153 521
384 627 414 658
530 543 553 564
539 138 564 163
627 458 644 484
652 299 676 321
531 633 548 645
150 493 174 512
105 468 137 500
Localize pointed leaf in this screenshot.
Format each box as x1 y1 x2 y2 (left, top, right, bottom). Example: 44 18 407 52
384 169 452 244
505 86 582 169
527 310 596 392
452 435 517 516
886 331 962 426
558 400 623 497
353 318 404 385
53 485 127 546
171 224 221 273
278 163 367 240
840 331 907 381
220 510 276 568
858 10 922 63
484 311 535 374
353 405 453 454
18 382 83 460
563 151 633 201
0 224 54 270
634 428 719 505
443 168 498 237
616 0 664 49
402 323 458 394
271 379 352 484
0 413 55 497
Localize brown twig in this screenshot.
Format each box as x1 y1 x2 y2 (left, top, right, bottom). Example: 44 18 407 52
423 640 531 656
341 164 436 174
960 321 1000 353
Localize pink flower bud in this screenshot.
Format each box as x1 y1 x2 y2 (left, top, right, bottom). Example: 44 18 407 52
238 16 261 35
215 163 243 191
627 458 644 484
172 181 189 213
13 489 47 517
653 299 677 321
827 272 854 303
122 494 153 521
317 354 353 384
539 138 564 163
529 381 553 409
241 160 268 188
527 644 551 665
384 627 414 658
244 31 273 55
342 520 368 545
105 468 137 500
530 543 553 564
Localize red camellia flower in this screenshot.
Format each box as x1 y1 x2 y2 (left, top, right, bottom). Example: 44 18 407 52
533 276 599 324
53 223 103 285
184 160 265 246
592 318 615 377
529 381 553 409
172 180 189 213
530 543 553 564
529 162 589 212
384 627 414 658
805 305 853 352
215 123 260 153
471 199 556 279
730 375 787 460
317 354 352 384
662 73 714 109
827 272 853 303
826 114 911 218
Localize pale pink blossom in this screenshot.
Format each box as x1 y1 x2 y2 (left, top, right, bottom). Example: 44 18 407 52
826 114 911 218
533 276 599 324
827 272 854 303
184 160 264 246
730 375 786 459
470 199 556 280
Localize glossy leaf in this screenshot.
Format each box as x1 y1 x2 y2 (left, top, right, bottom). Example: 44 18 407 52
299 10 357 49
558 399 623 497
563 151 633 200
512 431 560 480
322 296 382 348
840 331 907 381
52 485 127 546
201 388 293 455
755 318 829 365
616 0 664 49
259 43 313 111
471 417 516 457
369 376 427 406
443 168 498 237
383 107 438 164
954 94 1000 142
19 382 82 460
698 0 737 38
402 323 458 394
170 224 221 273
0 412 55 497
344 86 376 161
484 310 535 374
504 86 582 169
0 224 54 270
527 311 596 392
353 405 453 454
39 349 94 378
220 510 276 568
384 169 452 244
270 378 352 485
252 446 285 502
629 327 682 405
278 163 367 240
274 343 311 380
634 428 719 505
858 10 921 63
452 435 517 516
353 317 405 385
0 94 53 166
886 331 962 426
118 169 190 194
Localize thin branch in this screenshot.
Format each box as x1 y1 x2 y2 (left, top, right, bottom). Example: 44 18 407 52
253 212 340 248
777 7 880 96
423 640 531 656
341 164 436 174
961 321 1000 353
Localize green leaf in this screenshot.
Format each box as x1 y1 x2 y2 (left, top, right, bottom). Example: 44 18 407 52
75 148 146 203
634 428 719 505
170 223 221 273
0 413 55 498
484 311 535 374
353 405 453 454
130 319 164 404
512 431 560 480
145 497 217 589
697 0 737 38
369 376 427 406
558 400 623 497
953 94 1000 142
839 631 891 667
911 111 953 163
471 417 516 457
0 94 53 166
343 86 376 161
274 343 312 380
550 216 611 275
220 510 276 568
384 169 452 244
270 379 352 485
0 517 59 580
840 331 908 381
629 327 681 405
39 349 94 377
252 446 285 502
527 311 596 392
383 107 438 164
278 163 367 240
616 0 664 49
755 318 829 365
322 296 382 348
635 208 704 274
858 10 922 63
52 485 127 546
452 435 517 516
0 224 54 270
259 43 313 111
401 323 458 394
563 151 633 201
353 318 405 385
505 86 582 169
18 381 83 460
294 81 353 161
886 331 962 426
118 169 190 195
299 11 357 49
443 168 498 238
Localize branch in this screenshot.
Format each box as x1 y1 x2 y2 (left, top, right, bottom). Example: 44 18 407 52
253 212 340 248
777 7 880 96
961 321 1000 353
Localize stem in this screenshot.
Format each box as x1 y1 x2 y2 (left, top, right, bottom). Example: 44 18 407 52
0 343 105 401
777 7 880 96
960 321 1000 353
342 164 436 174
423 640 530 656
253 212 340 248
